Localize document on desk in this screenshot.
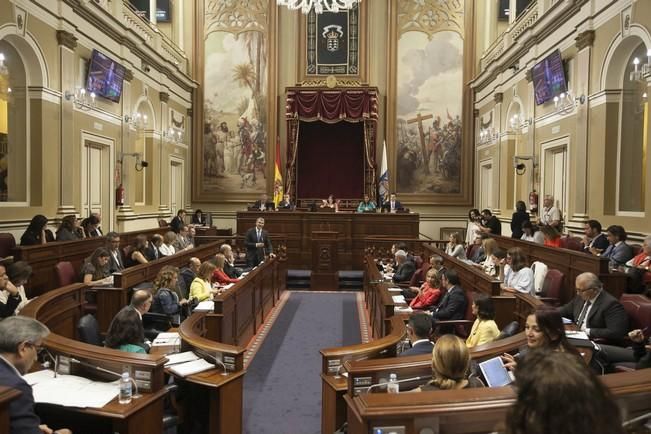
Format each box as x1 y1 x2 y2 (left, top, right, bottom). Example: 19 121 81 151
168 358 215 377
566 330 590 340
25 371 118 408
152 332 180 346
223 283 235 290
391 295 406 304
164 351 200 367
194 300 215 312
387 287 402 292
395 306 413 313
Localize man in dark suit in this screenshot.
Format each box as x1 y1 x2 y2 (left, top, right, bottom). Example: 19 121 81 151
252 194 275 211
0 316 72 434
399 313 434 357
601 225 633 269
582 219 609 255
559 272 628 341
277 194 293 210
390 250 416 283
145 234 163 261
245 217 274 267
179 257 201 299
170 209 186 233
431 269 468 334
381 193 402 213
106 231 125 273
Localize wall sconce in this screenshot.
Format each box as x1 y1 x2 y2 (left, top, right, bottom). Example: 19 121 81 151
119 152 149 172
64 88 96 111
479 127 499 144
162 128 183 144
124 112 148 130
553 91 585 115
630 50 651 82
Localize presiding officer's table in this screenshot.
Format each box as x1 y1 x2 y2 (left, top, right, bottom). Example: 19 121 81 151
236 211 420 269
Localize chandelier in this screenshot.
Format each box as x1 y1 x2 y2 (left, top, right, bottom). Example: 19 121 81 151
276 0 361 14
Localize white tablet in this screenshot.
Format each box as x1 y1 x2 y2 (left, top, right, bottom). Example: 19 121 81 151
478 356 513 387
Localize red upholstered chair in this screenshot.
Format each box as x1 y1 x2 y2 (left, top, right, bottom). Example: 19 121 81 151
413 255 424 270
559 236 583 252
630 244 643 257
0 233 16 259
55 261 77 287
614 294 651 372
539 269 564 307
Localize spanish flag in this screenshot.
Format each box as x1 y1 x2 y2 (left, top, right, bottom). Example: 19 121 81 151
273 136 283 206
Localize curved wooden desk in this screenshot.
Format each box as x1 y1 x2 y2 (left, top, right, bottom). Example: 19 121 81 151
20 283 169 433
0 386 21 433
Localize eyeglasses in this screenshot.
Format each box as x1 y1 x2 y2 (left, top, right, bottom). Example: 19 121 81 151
576 287 596 293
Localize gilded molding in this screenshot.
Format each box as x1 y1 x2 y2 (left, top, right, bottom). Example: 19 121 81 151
56 30 78 49
494 93 503 104
397 0 464 38
159 91 170 103
123 69 134 82
575 30 595 50
204 0 267 35
299 77 363 88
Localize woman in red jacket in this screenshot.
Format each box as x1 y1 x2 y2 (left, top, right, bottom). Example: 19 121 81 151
212 253 239 285
409 269 442 310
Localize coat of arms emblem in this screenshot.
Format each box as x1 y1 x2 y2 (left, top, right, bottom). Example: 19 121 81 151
322 25 344 52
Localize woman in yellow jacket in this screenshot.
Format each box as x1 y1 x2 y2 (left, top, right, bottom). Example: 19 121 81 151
190 261 219 302
466 295 500 348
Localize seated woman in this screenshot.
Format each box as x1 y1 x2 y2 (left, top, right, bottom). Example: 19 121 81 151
445 232 466 260
320 194 337 209
501 247 535 295
356 194 377 213
151 266 187 325
159 231 178 257
541 225 562 248
479 238 499 276
625 235 651 292
80 247 113 285
189 261 220 302
521 221 544 244
466 295 500 348
80 214 101 238
105 307 149 353
191 209 206 225
501 305 579 371
124 235 149 267
415 334 483 391
56 215 84 241
212 254 239 285
20 214 51 246
409 269 442 310
2 261 33 314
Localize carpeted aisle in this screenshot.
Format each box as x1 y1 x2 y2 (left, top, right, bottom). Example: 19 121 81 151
243 291 361 434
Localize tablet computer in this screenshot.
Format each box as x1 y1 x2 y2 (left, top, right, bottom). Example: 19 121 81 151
479 356 513 387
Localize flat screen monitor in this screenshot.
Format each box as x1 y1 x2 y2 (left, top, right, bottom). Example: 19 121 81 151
532 49 567 105
128 0 171 22
86 50 125 103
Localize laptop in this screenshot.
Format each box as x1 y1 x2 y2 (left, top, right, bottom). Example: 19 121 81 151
478 356 513 387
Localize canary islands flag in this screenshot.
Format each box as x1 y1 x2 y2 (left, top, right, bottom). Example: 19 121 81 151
273 136 283 206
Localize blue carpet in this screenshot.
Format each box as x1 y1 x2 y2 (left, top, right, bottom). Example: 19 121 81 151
243 291 360 434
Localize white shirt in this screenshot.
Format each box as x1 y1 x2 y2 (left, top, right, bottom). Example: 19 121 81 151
580 291 601 334
540 206 561 225
521 231 545 244
159 244 176 256
504 265 535 295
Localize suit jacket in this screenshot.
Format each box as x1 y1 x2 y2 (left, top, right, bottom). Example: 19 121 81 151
224 261 242 279
602 242 633 268
584 233 609 252
278 200 293 210
108 248 125 273
252 200 275 211
244 227 273 267
170 216 184 233
399 340 434 357
559 291 628 341
144 243 161 261
0 293 20 319
0 357 42 434
381 200 402 212
179 267 196 298
392 260 416 283
432 285 467 323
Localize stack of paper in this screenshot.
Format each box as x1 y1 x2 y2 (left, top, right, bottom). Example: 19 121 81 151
152 332 180 347
164 351 200 367
223 283 235 290
194 300 215 312
168 358 215 377
566 330 590 340
24 370 118 408
395 306 413 313
387 287 402 292
391 295 406 304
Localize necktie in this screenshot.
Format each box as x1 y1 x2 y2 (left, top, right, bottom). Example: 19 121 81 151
257 230 261 242
577 301 591 327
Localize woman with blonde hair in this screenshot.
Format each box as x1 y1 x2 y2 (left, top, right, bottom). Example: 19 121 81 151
159 231 178 256
212 254 239 285
409 269 442 310
151 266 187 324
480 238 499 276
416 335 483 391
189 261 220 302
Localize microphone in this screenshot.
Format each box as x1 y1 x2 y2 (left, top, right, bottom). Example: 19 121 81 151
70 358 141 398
200 352 229 376
364 375 430 393
40 349 59 378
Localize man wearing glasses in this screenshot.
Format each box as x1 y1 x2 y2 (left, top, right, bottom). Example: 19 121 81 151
0 316 72 434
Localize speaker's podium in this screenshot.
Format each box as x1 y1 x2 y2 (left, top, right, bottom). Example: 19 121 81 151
310 231 338 290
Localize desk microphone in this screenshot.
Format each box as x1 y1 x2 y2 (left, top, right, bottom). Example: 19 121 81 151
364 375 430 393
200 352 229 376
70 357 141 398
40 349 59 379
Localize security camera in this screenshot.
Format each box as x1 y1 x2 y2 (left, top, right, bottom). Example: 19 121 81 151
140 160 149 168
515 163 525 171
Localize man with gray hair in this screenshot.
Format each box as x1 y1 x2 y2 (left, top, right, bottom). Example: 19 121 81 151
539 195 561 229
0 316 72 434
390 250 416 283
559 272 628 341
219 244 242 278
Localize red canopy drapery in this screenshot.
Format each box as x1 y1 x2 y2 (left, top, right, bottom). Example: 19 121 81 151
284 87 379 206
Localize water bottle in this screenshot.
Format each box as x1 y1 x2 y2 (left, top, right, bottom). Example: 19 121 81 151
119 371 132 404
387 373 399 394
